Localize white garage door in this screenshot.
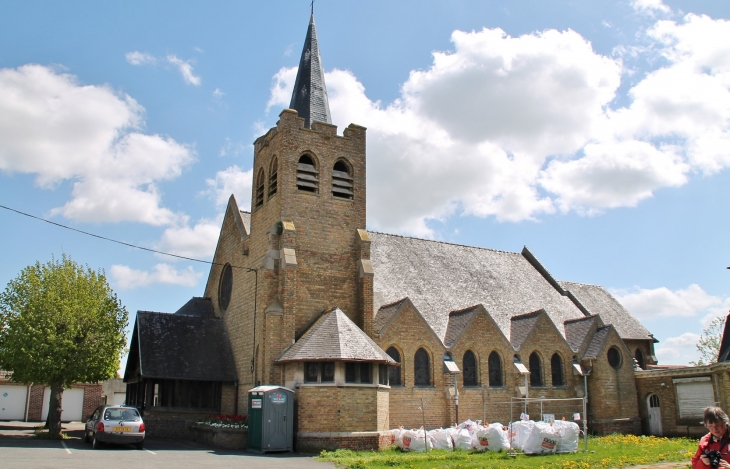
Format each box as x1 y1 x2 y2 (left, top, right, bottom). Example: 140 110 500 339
674 377 715 420
0 385 28 420
41 387 85 422
110 392 126 406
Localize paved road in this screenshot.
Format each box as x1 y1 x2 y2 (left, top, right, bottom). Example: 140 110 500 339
0 422 333 469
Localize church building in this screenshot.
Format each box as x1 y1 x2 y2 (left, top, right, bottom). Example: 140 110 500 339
124 13 681 451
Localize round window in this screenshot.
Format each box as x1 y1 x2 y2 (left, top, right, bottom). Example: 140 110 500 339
607 347 622 369
218 263 233 312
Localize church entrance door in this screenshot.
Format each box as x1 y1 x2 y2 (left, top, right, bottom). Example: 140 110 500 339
647 394 662 436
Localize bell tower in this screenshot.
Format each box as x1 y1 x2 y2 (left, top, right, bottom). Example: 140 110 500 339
248 13 373 385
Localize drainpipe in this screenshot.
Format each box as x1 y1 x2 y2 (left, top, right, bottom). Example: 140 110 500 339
24 383 33 422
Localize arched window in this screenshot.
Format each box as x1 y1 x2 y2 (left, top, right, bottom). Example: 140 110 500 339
332 159 353 199
297 154 319 193
488 352 503 386
529 352 543 387
255 169 265 209
268 157 278 199
218 263 233 312
414 348 430 386
635 349 645 370
386 346 401 386
608 347 622 369
551 353 564 386
463 350 478 386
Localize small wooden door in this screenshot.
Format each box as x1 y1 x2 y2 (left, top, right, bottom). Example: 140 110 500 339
647 394 662 436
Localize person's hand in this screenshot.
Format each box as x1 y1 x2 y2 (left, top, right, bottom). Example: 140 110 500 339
718 459 730 469
699 455 710 466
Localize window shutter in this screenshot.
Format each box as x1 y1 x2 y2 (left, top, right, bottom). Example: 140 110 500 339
675 379 714 420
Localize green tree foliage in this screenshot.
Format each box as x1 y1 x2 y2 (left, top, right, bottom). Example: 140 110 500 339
690 314 727 366
0 254 128 437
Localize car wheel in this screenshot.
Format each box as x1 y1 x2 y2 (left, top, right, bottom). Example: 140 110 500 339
136 440 144 450
92 434 102 449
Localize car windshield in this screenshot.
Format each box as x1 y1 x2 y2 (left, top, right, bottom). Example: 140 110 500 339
104 408 141 421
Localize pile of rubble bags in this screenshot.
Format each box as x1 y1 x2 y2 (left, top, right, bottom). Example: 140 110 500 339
389 419 510 452
509 419 580 454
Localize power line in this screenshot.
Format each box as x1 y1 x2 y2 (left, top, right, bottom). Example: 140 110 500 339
0 203 255 271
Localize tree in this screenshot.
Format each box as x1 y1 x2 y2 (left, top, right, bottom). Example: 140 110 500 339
0 254 128 438
690 314 727 366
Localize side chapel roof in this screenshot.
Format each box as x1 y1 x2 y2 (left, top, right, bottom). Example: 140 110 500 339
289 13 332 128
125 304 237 382
718 312 730 362
370 232 587 342
277 308 396 364
559 281 653 340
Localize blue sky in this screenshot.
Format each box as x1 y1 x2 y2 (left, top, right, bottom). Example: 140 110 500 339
1 0 729 367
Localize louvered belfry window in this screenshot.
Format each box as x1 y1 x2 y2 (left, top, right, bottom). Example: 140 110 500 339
331 160 353 199
414 348 430 386
386 347 401 386
551 353 564 386
529 352 543 386
488 351 503 386
463 350 478 386
297 154 319 192
268 157 278 199
255 169 265 209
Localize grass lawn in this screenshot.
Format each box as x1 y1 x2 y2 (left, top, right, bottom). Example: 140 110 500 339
316 434 697 469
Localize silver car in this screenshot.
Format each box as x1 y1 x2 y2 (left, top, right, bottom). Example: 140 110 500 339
85 405 145 449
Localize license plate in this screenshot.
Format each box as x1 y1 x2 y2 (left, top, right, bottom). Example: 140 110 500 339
113 427 131 432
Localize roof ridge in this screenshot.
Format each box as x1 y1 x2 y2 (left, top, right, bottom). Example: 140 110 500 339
511 309 544 321
560 280 602 288
368 230 521 255
449 305 481 316
377 298 408 310
564 315 597 324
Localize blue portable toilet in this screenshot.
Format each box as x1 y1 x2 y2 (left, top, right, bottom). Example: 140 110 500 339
247 385 294 453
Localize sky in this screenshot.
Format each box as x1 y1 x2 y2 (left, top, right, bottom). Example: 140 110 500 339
0 0 729 367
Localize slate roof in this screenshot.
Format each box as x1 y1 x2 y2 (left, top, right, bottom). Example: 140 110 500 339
443 306 480 348
564 315 599 353
583 326 612 360
174 297 215 317
510 310 543 351
277 308 396 363
559 281 653 340
130 310 237 381
289 13 332 128
240 211 251 236
370 232 587 342
374 298 408 335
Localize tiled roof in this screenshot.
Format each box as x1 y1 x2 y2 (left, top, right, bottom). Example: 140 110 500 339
370 232 587 342
277 308 396 363
564 316 599 353
559 281 653 340
174 297 215 317
509 310 543 351
443 306 480 348
240 211 251 236
131 310 237 382
289 13 331 128
374 298 408 335
583 326 611 360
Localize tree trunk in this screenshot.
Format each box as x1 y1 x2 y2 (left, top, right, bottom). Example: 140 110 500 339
48 383 64 438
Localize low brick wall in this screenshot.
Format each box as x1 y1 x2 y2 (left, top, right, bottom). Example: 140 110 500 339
296 431 392 453
142 409 210 439
189 424 248 450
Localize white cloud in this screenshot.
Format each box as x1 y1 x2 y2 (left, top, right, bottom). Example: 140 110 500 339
213 88 224 98
203 165 253 208
612 284 722 319
631 0 671 15
110 263 202 290
125 51 156 66
166 55 201 86
267 66 298 112
156 217 222 260
0 64 193 225
655 332 701 364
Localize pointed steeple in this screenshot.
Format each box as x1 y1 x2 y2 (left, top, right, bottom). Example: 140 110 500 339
289 13 332 128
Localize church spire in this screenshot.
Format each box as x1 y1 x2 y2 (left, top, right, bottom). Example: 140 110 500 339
289 12 332 128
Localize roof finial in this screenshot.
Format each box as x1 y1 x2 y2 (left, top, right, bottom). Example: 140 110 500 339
311 0 314 15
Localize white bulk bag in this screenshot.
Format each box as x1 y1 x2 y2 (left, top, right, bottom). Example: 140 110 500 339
400 429 430 452
509 420 534 450
390 427 404 447
458 419 479 433
474 424 510 452
450 427 473 451
523 422 560 454
552 420 580 452
428 428 453 451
